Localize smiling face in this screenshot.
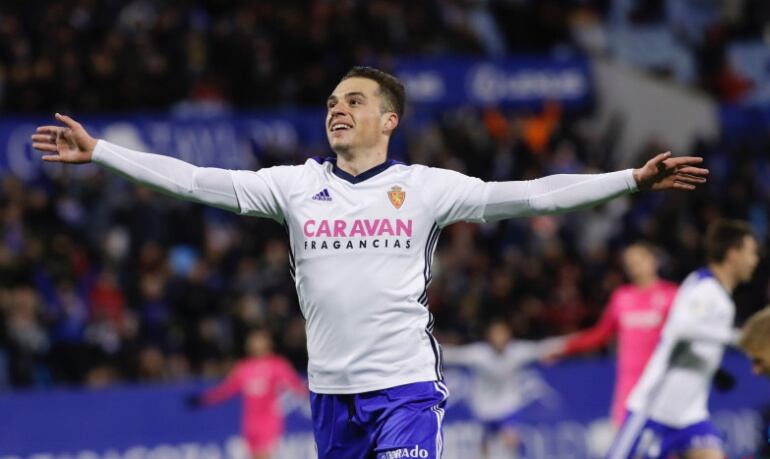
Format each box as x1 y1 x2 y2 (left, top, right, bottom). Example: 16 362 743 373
325 77 398 156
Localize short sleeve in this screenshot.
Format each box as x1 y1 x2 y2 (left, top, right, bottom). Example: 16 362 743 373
229 165 300 222
418 167 492 227
664 282 734 344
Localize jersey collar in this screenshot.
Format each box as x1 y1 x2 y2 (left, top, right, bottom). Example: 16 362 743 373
315 157 403 184
695 267 714 280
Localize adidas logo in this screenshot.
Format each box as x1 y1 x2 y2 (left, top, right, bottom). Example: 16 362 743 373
312 188 332 201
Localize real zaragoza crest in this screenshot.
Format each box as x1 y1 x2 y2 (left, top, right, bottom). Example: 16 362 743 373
388 185 405 209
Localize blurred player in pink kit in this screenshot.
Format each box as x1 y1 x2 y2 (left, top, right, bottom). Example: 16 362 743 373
189 329 307 459
548 242 677 426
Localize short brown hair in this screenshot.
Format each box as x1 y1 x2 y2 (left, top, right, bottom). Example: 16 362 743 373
705 219 754 263
341 66 406 120
739 307 770 354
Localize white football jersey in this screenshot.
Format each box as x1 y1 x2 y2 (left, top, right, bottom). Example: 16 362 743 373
442 340 561 420
92 140 637 394
229 157 494 393
626 269 738 427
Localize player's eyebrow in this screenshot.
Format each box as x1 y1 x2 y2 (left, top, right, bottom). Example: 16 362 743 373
344 91 366 99
327 92 367 104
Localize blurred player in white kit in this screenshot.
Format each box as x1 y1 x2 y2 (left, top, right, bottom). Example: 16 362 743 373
442 319 563 458
607 220 760 459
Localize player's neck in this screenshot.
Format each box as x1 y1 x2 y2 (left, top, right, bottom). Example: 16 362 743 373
336 148 388 177
708 263 736 294
634 276 657 289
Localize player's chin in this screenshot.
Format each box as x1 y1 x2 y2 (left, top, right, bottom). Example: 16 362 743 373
329 137 354 152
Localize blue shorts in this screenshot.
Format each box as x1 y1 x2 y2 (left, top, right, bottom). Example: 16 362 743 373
606 411 724 459
310 381 449 459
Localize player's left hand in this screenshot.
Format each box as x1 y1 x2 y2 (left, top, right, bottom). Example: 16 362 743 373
632 152 708 191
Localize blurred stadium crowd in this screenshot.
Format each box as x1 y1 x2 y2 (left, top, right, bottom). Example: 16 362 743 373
2 105 769 389
3 0 770 112
1 0 770 390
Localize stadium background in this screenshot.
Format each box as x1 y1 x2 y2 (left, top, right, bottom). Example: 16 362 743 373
1 1 770 458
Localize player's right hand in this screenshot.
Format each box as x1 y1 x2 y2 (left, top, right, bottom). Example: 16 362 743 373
539 348 563 365
30 113 97 163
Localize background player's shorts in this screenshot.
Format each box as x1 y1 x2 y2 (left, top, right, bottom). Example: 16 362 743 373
311 381 449 459
606 411 724 459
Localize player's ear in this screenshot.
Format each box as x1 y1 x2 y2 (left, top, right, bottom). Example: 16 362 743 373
382 112 399 135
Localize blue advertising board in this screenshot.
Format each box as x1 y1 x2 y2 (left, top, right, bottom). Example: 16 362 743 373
394 56 592 109
0 111 330 181
0 56 593 179
1 351 767 459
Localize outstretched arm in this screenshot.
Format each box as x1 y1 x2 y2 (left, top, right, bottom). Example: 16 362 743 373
510 337 568 365
441 343 482 367
200 366 245 406
428 152 708 226
31 114 240 212
560 305 618 356
484 153 707 220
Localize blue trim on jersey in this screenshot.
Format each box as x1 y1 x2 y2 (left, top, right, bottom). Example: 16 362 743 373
427 327 444 380
421 223 443 380
695 267 714 280
312 156 404 184
419 224 441 306
282 222 297 281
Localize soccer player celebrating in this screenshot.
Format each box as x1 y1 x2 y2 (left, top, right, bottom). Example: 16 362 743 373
546 242 678 427
32 67 708 459
187 329 306 459
442 319 564 458
606 220 760 459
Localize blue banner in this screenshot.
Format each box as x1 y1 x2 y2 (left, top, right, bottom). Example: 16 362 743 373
394 56 593 109
0 56 593 179
719 104 770 145
0 111 330 181
1 351 767 459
